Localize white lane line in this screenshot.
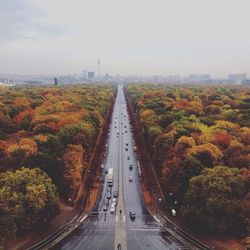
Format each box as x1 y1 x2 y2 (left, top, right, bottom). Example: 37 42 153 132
153 215 160 223
116 215 118 222
79 215 88 223
130 228 161 232
123 215 126 222
134 235 145 250
96 235 108 250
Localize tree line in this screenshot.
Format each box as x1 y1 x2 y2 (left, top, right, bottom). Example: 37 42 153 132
0 84 115 245
127 83 249 236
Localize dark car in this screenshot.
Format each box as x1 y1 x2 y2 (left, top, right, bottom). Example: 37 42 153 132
129 211 136 220
113 190 118 198
103 205 108 212
129 164 133 170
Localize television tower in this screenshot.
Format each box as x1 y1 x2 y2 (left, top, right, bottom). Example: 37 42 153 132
98 56 101 80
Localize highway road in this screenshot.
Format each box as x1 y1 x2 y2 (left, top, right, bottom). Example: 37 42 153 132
56 85 191 250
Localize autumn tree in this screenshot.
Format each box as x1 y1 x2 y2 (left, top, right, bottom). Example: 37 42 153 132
0 167 59 245
62 144 86 197
181 166 247 233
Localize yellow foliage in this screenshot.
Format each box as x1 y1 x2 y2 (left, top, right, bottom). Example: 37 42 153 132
188 143 223 164
14 97 31 108
6 144 20 154
215 120 239 133
175 136 195 154
239 127 250 145
34 134 48 142
6 138 37 155
63 144 85 193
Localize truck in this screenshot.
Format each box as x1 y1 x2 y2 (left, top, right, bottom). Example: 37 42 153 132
107 168 113 186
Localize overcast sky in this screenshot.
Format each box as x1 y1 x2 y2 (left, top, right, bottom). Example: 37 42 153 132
0 0 249 77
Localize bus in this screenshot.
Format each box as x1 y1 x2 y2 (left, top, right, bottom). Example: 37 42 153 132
107 168 113 186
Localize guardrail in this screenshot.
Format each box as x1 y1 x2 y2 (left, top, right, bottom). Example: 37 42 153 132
155 214 212 250
27 214 87 250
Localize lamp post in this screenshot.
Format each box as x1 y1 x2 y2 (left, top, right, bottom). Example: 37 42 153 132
158 198 162 213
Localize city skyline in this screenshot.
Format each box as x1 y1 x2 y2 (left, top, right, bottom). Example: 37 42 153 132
0 0 250 77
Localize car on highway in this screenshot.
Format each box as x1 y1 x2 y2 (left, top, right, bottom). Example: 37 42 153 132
129 164 133 170
129 176 133 182
105 169 108 174
103 205 108 212
101 164 104 171
126 143 128 146
129 211 136 220
112 198 117 206
105 199 109 206
171 209 177 217
110 204 116 214
113 190 118 198
125 148 128 151
127 156 130 160
107 191 111 199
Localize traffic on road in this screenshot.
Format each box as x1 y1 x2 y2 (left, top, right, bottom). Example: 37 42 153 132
57 85 191 250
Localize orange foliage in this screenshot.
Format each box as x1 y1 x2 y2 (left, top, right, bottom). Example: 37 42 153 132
213 133 232 149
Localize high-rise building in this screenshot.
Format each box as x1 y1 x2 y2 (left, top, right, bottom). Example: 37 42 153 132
82 70 88 80
87 72 95 80
189 74 210 81
242 79 250 86
54 78 58 85
228 73 247 84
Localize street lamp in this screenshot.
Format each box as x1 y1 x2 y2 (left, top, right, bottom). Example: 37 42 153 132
157 198 162 213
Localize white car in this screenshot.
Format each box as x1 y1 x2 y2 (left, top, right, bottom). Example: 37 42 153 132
110 204 116 214
129 176 133 182
171 209 177 217
112 198 117 206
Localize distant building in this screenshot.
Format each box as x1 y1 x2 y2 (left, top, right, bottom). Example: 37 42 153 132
54 78 58 85
189 74 210 81
23 80 44 85
242 79 250 86
87 71 95 80
82 70 88 80
228 73 247 85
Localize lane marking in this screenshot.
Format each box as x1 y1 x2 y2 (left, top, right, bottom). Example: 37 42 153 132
79 215 88 222
116 215 118 222
123 215 126 222
96 235 108 250
134 235 145 250
130 228 161 232
153 215 160 223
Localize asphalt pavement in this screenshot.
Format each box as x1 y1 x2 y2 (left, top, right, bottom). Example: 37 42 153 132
56 85 189 250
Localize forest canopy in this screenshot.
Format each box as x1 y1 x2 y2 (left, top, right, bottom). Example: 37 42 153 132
127 83 250 234
0 84 115 242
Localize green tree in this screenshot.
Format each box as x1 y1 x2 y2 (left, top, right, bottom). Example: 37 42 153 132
181 166 247 233
0 167 59 240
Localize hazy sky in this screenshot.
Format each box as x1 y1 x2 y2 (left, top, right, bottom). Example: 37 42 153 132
0 0 249 77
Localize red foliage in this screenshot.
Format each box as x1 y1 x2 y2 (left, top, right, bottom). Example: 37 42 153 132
213 133 232 149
